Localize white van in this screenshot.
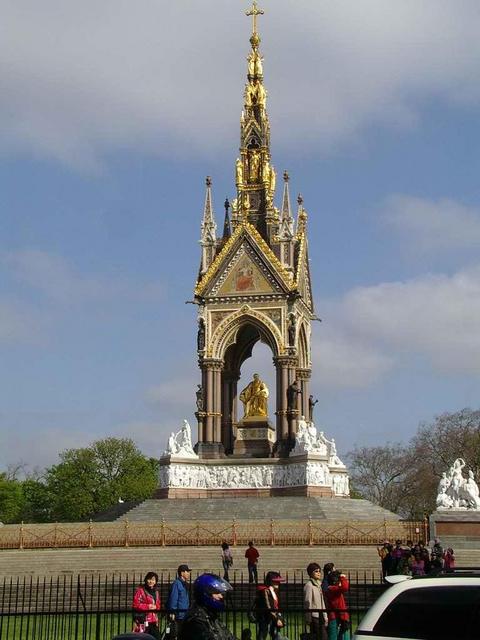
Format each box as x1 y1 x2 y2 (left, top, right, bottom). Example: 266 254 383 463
353 574 480 640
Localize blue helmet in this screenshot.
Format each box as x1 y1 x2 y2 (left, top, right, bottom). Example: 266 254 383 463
193 573 232 611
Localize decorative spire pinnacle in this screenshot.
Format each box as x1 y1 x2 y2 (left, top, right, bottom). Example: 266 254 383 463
222 198 232 239
246 1 264 38
201 177 217 244
278 170 293 239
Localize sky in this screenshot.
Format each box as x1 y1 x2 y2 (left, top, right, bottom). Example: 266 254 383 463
1 0 479 472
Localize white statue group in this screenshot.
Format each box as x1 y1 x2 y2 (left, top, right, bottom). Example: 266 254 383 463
436 458 480 510
291 417 346 467
164 420 198 459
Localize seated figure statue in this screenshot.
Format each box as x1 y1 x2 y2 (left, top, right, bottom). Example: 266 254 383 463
239 373 269 418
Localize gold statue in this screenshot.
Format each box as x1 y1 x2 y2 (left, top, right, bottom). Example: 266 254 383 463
239 373 269 418
269 166 276 195
236 158 244 185
249 150 260 180
255 81 266 108
244 81 255 107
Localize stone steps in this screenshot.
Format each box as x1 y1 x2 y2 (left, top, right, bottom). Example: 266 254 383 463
0 545 380 578
1 546 479 579
118 497 400 522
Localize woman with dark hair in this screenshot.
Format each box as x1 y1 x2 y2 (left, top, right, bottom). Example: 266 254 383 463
254 571 285 640
321 563 335 594
132 571 161 638
304 563 328 640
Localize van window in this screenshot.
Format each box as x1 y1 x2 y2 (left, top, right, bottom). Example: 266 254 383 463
372 585 480 639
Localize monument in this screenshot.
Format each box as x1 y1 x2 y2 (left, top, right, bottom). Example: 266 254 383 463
156 2 349 499
430 458 480 547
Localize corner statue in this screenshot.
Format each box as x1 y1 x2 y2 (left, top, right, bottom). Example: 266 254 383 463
239 373 269 418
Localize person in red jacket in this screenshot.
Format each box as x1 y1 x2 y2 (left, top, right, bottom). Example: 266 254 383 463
245 541 260 584
324 571 350 640
132 571 162 638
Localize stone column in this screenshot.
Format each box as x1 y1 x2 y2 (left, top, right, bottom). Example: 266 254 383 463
197 358 224 458
205 367 214 442
221 372 239 455
273 355 297 456
213 360 223 443
297 368 311 421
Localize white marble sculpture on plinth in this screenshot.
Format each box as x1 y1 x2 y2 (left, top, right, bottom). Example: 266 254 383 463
436 458 480 510
159 417 350 497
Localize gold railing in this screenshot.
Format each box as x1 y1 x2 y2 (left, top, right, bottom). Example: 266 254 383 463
0 519 428 550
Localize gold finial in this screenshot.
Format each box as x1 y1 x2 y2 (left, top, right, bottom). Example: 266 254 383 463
297 194 303 206
246 1 264 37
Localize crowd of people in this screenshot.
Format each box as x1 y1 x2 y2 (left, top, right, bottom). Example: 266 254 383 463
118 541 351 640
377 537 455 579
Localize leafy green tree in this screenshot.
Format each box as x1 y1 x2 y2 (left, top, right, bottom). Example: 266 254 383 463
20 479 54 523
44 437 158 521
0 474 24 523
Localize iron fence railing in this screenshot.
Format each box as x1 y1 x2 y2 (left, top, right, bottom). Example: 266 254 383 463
0 519 428 550
0 571 386 639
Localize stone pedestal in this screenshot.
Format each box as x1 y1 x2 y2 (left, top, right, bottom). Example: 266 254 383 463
195 442 225 459
233 417 276 457
430 510 480 548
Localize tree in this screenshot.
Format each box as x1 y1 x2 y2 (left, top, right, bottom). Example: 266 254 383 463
44 437 159 521
347 444 419 516
348 408 480 518
0 473 24 523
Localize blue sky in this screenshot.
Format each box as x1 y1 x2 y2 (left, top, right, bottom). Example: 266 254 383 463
1 0 479 471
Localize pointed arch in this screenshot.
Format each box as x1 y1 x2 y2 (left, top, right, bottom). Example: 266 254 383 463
297 321 310 369
211 306 283 361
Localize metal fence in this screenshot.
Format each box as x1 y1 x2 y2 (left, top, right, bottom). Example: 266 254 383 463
0 519 428 549
0 571 385 639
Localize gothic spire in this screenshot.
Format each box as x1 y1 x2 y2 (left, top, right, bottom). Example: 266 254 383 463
235 1 276 242
278 170 294 239
200 176 217 275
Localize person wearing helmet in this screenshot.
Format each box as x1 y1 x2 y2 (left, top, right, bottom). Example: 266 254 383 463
179 573 237 640
254 571 285 640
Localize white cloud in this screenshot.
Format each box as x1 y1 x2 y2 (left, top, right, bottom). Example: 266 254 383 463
3 250 164 305
1 1 480 167
313 326 393 390
321 264 480 384
383 195 480 253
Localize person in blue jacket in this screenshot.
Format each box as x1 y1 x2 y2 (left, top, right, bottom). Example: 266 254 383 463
167 564 192 636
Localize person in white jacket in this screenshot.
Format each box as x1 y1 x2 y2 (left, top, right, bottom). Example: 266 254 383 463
303 563 328 640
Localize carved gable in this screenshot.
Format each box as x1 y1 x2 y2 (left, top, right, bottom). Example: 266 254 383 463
196 223 293 299
217 250 274 296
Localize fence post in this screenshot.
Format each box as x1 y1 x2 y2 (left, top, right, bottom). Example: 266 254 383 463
161 518 166 546
345 521 349 544
270 519 275 546
19 521 24 550
88 519 93 548
308 516 313 546
53 522 58 548
232 518 237 546
95 612 101 640
383 518 387 542
124 519 129 547
196 521 200 546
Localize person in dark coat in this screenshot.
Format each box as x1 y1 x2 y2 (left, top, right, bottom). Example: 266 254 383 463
179 573 237 640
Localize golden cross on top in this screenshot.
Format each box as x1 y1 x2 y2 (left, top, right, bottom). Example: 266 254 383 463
246 0 264 34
